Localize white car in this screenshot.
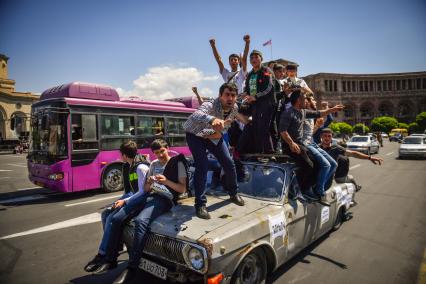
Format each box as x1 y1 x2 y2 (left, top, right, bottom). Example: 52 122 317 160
381 133 389 138
398 136 426 159
346 135 380 155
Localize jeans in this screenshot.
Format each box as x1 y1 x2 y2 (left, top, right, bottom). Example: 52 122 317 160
128 195 172 268
186 132 238 208
307 143 337 195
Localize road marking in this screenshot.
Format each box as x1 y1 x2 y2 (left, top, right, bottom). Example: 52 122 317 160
1 155 25 158
0 212 101 240
16 186 42 191
386 152 394 156
65 194 122 207
0 194 47 204
0 177 10 179
349 164 361 170
8 163 27 168
0 170 13 172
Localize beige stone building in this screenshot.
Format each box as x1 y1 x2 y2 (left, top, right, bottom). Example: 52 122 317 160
0 54 39 141
303 72 426 125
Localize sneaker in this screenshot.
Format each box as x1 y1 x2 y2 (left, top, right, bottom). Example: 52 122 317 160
92 261 117 275
229 194 245 206
195 206 211 219
84 254 104 273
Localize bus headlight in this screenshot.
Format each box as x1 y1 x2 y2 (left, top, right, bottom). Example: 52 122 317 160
188 247 204 270
48 172 64 181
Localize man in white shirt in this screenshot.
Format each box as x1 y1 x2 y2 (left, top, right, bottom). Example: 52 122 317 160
282 64 313 109
209 35 250 95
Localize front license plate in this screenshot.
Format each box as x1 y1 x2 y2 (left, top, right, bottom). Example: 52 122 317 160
140 257 168 280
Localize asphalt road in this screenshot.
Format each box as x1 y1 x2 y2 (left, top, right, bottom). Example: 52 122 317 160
0 142 425 284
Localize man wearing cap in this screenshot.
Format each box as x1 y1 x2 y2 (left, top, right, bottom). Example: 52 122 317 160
209 35 250 95
241 49 276 154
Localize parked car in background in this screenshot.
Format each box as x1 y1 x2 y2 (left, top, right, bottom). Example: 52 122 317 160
381 133 389 139
410 134 426 138
346 135 380 155
398 136 426 159
122 158 357 283
389 133 403 142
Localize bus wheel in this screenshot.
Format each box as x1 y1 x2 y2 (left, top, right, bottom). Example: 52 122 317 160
102 164 123 193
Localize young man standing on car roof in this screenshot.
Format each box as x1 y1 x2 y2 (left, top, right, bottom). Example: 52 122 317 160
184 83 246 220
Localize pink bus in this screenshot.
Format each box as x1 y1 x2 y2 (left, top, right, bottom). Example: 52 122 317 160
27 82 199 193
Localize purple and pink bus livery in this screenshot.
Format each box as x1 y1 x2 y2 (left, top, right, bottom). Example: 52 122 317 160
28 82 198 193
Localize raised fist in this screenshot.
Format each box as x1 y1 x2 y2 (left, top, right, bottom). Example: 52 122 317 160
243 35 250 42
209 39 216 45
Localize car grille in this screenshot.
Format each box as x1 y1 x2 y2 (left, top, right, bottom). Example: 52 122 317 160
143 233 187 265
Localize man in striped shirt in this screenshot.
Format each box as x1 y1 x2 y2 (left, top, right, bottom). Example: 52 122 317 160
184 83 246 219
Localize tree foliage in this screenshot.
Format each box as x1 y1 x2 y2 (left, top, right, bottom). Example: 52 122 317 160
370 116 399 133
330 122 353 135
415 112 426 131
408 122 419 133
352 123 370 134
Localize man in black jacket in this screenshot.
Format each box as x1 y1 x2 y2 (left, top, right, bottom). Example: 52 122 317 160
241 50 276 154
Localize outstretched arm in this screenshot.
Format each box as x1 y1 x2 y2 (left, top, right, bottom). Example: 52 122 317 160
209 38 225 74
345 150 383 165
241 35 250 72
192 87 204 105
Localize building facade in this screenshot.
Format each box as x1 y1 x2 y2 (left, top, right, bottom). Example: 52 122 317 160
304 72 426 125
0 54 39 141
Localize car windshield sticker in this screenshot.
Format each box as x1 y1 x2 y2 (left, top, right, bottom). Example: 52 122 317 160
269 212 286 246
321 207 330 225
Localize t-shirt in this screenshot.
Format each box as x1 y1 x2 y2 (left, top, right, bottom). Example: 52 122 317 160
321 144 348 178
282 77 309 110
279 106 320 145
147 159 187 180
123 163 150 202
221 68 247 95
248 72 258 97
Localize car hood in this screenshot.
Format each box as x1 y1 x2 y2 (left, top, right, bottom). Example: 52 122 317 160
147 195 269 243
400 144 426 149
347 142 369 147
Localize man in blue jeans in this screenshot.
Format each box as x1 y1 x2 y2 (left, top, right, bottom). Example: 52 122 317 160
183 83 246 219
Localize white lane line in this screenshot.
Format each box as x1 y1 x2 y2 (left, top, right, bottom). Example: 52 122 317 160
1 155 25 158
8 163 27 168
65 194 122 207
0 177 10 179
0 170 13 172
0 194 47 204
16 186 42 191
386 152 394 156
0 212 101 240
349 164 361 170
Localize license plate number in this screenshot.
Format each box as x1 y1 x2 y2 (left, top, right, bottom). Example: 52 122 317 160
139 257 168 280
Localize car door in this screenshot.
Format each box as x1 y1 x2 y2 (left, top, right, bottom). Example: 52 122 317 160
283 171 308 259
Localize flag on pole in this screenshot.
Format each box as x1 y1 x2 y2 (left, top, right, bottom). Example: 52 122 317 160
262 39 272 46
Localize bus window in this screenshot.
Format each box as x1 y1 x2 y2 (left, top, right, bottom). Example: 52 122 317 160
101 115 134 136
166 118 186 136
136 116 164 136
72 114 98 150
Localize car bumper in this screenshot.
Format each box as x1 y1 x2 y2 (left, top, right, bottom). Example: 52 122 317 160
399 151 426 158
347 147 369 153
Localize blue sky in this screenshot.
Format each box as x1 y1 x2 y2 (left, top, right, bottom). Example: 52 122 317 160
1 0 425 98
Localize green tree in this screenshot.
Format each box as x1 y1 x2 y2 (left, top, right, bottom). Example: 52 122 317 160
397 122 409 130
408 122 419 134
415 112 426 131
330 122 352 134
371 116 398 133
352 123 370 134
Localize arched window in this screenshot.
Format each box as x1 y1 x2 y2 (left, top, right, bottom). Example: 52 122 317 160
378 101 394 116
360 102 374 118
0 106 6 140
11 111 27 138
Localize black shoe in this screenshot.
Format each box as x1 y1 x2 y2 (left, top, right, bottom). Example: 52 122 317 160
93 261 117 274
196 206 211 219
113 268 137 284
230 194 245 206
84 254 105 273
356 185 362 192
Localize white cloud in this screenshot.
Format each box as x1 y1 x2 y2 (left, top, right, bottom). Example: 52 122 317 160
117 65 220 100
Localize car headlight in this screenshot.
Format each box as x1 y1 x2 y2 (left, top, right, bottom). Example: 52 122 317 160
188 247 204 270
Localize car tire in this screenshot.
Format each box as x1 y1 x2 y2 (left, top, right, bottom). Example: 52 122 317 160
102 164 124 193
232 248 267 284
332 207 345 231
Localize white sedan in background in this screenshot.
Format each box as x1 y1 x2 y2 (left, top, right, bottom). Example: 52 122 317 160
346 135 380 155
398 136 426 159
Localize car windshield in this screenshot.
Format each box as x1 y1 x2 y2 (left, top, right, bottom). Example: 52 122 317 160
350 137 368 142
403 137 423 144
209 163 286 202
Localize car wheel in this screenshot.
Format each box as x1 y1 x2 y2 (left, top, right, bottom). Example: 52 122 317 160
332 207 345 231
102 164 124 193
232 248 267 284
